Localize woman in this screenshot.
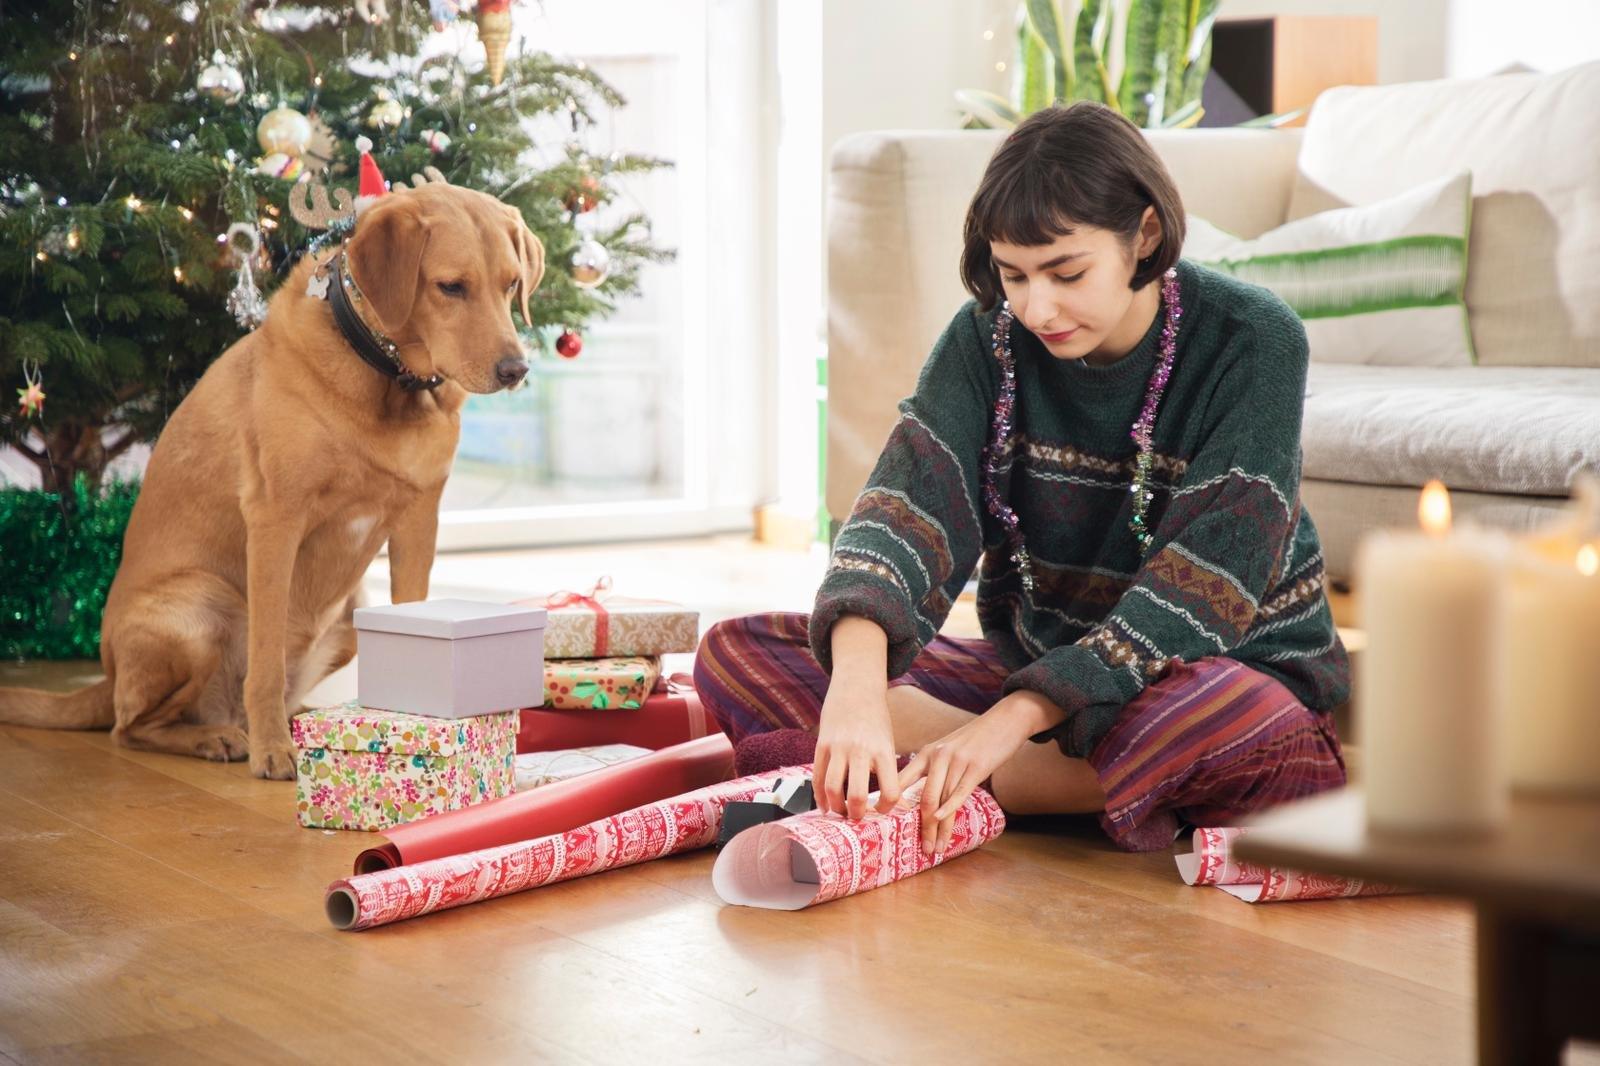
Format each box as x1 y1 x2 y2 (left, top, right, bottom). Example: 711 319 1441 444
695 102 1349 859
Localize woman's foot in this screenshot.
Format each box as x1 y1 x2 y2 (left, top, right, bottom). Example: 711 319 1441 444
733 728 818 777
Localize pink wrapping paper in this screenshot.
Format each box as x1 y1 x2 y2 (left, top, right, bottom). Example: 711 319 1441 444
712 780 1006 910
327 765 811 930
1176 827 1416 903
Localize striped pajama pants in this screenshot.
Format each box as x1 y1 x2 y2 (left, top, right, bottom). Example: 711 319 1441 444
693 612 1347 852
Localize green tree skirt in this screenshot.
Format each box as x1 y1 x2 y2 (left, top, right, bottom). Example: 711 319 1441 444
1 477 138 661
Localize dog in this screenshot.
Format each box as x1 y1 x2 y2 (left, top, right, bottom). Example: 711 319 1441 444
0 182 545 779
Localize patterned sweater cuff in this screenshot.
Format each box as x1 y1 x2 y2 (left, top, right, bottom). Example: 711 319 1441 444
1002 656 1121 759
809 571 923 679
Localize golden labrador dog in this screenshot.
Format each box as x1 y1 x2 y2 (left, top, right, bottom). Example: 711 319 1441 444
0 183 544 779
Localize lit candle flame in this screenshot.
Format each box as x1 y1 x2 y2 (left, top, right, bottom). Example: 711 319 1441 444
1580 544 1599 578
1418 480 1452 536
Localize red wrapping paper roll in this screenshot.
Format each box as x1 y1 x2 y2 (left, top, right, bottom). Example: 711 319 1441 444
328 765 799 930
353 733 734 873
712 780 1006 909
516 675 718 753
1176 827 1417 903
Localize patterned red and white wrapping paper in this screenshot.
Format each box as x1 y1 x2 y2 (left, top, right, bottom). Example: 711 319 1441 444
1176 827 1416 903
712 781 1007 910
327 765 812 930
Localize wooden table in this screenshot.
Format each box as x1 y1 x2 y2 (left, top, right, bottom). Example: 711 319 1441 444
1236 788 1600 1065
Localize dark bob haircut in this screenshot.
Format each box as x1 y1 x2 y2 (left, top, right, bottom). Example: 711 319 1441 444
960 102 1186 310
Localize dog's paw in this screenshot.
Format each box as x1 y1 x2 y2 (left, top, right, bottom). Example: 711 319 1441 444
195 726 251 763
249 742 298 781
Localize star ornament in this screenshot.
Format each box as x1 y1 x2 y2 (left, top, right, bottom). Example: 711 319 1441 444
16 380 45 418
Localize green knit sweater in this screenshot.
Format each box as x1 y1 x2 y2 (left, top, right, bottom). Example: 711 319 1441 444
812 259 1350 757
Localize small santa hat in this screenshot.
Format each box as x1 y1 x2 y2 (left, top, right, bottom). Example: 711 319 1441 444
354 135 388 214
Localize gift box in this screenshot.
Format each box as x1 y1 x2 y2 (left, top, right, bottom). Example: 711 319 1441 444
517 674 720 752
513 744 652 791
291 702 517 831
543 656 660 710
355 599 546 718
514 583 698 659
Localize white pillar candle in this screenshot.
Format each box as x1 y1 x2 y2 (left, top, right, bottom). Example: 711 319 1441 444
1504 540 1600 794
1357 482 1509 834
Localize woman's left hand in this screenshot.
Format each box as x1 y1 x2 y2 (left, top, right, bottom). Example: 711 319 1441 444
895 697 1035 859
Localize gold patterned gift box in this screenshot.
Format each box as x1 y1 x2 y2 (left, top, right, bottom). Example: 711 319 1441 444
543 656 662 710
290 702 517 831
515 587 699 659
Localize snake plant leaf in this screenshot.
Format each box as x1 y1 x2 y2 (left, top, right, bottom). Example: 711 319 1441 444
1175 0 1220 117
1238 107 1307 128
1159 99 1204 128
1119 0 1160 127
1155 0 1189 123
955 88 1023 130
1025 0 1081 97
1073 0 1108 105
1020 17 1055 113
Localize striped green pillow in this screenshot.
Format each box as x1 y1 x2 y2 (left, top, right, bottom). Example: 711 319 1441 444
1185 170 1475 366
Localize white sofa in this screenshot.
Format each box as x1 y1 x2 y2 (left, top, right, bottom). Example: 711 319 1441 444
824 62 1600 582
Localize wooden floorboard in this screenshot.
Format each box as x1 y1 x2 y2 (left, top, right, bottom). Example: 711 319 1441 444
0 718 1474 1064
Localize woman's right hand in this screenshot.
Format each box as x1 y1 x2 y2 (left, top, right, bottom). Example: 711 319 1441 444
814 677 902 820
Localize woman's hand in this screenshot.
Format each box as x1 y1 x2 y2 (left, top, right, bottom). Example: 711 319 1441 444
815 615 903 820
896 696 1037 858
813 676 903 820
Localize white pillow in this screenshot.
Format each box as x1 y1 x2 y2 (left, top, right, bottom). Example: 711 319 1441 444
1184 170 1476 366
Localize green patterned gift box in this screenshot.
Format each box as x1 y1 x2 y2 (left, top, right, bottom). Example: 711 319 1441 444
543 656 662 710
290 701 517 831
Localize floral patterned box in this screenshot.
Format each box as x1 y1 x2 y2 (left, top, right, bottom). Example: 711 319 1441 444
291 701 517 832
543 656 661 710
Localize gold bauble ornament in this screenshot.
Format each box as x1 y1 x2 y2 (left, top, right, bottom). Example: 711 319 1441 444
197 51 244 102
570 237 611 289
256 106 312 157
367 98 405 130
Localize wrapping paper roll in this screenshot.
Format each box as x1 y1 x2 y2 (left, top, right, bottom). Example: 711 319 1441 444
1176 827 1416 903
353 733 734 873
712 781 1006 910
328 765 806 930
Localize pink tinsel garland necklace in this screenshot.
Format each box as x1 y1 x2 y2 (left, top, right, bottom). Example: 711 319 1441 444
983 267 1182 592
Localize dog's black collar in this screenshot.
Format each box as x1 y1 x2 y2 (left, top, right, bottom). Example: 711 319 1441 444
325 251 443 393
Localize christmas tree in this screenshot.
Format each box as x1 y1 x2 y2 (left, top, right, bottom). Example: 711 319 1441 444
0 0 670 499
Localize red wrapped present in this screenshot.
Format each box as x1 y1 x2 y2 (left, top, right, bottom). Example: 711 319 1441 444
517 674 721 753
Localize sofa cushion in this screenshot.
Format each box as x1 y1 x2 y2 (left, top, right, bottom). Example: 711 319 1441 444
1290 61 1600 369
1301 364 1600 496
1186 171 1474 367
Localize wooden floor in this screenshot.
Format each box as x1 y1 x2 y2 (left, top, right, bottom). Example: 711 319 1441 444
1 542 1477 1063
0 722 1477 1064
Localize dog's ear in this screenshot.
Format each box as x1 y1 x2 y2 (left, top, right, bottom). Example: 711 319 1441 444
507 209 545 329
347 199 431 334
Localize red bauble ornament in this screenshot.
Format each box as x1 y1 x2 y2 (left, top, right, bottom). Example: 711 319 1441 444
555 329 583 359
564 174 601 214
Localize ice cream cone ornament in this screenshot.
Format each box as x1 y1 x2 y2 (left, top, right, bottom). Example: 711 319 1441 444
477 0 513 86
354 136 387 214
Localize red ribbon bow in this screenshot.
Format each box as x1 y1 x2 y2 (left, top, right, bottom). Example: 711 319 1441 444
544 576 613 657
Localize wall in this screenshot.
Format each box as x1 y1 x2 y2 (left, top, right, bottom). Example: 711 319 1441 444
1445 0 1600 77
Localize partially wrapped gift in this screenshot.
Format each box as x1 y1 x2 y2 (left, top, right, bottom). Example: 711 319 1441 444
291 702 517 831
515 580 699 659
543 656 661 710
513 744 652 791
518 673 720 752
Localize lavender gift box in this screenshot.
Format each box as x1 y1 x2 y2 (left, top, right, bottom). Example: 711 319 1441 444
354 599 546 719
